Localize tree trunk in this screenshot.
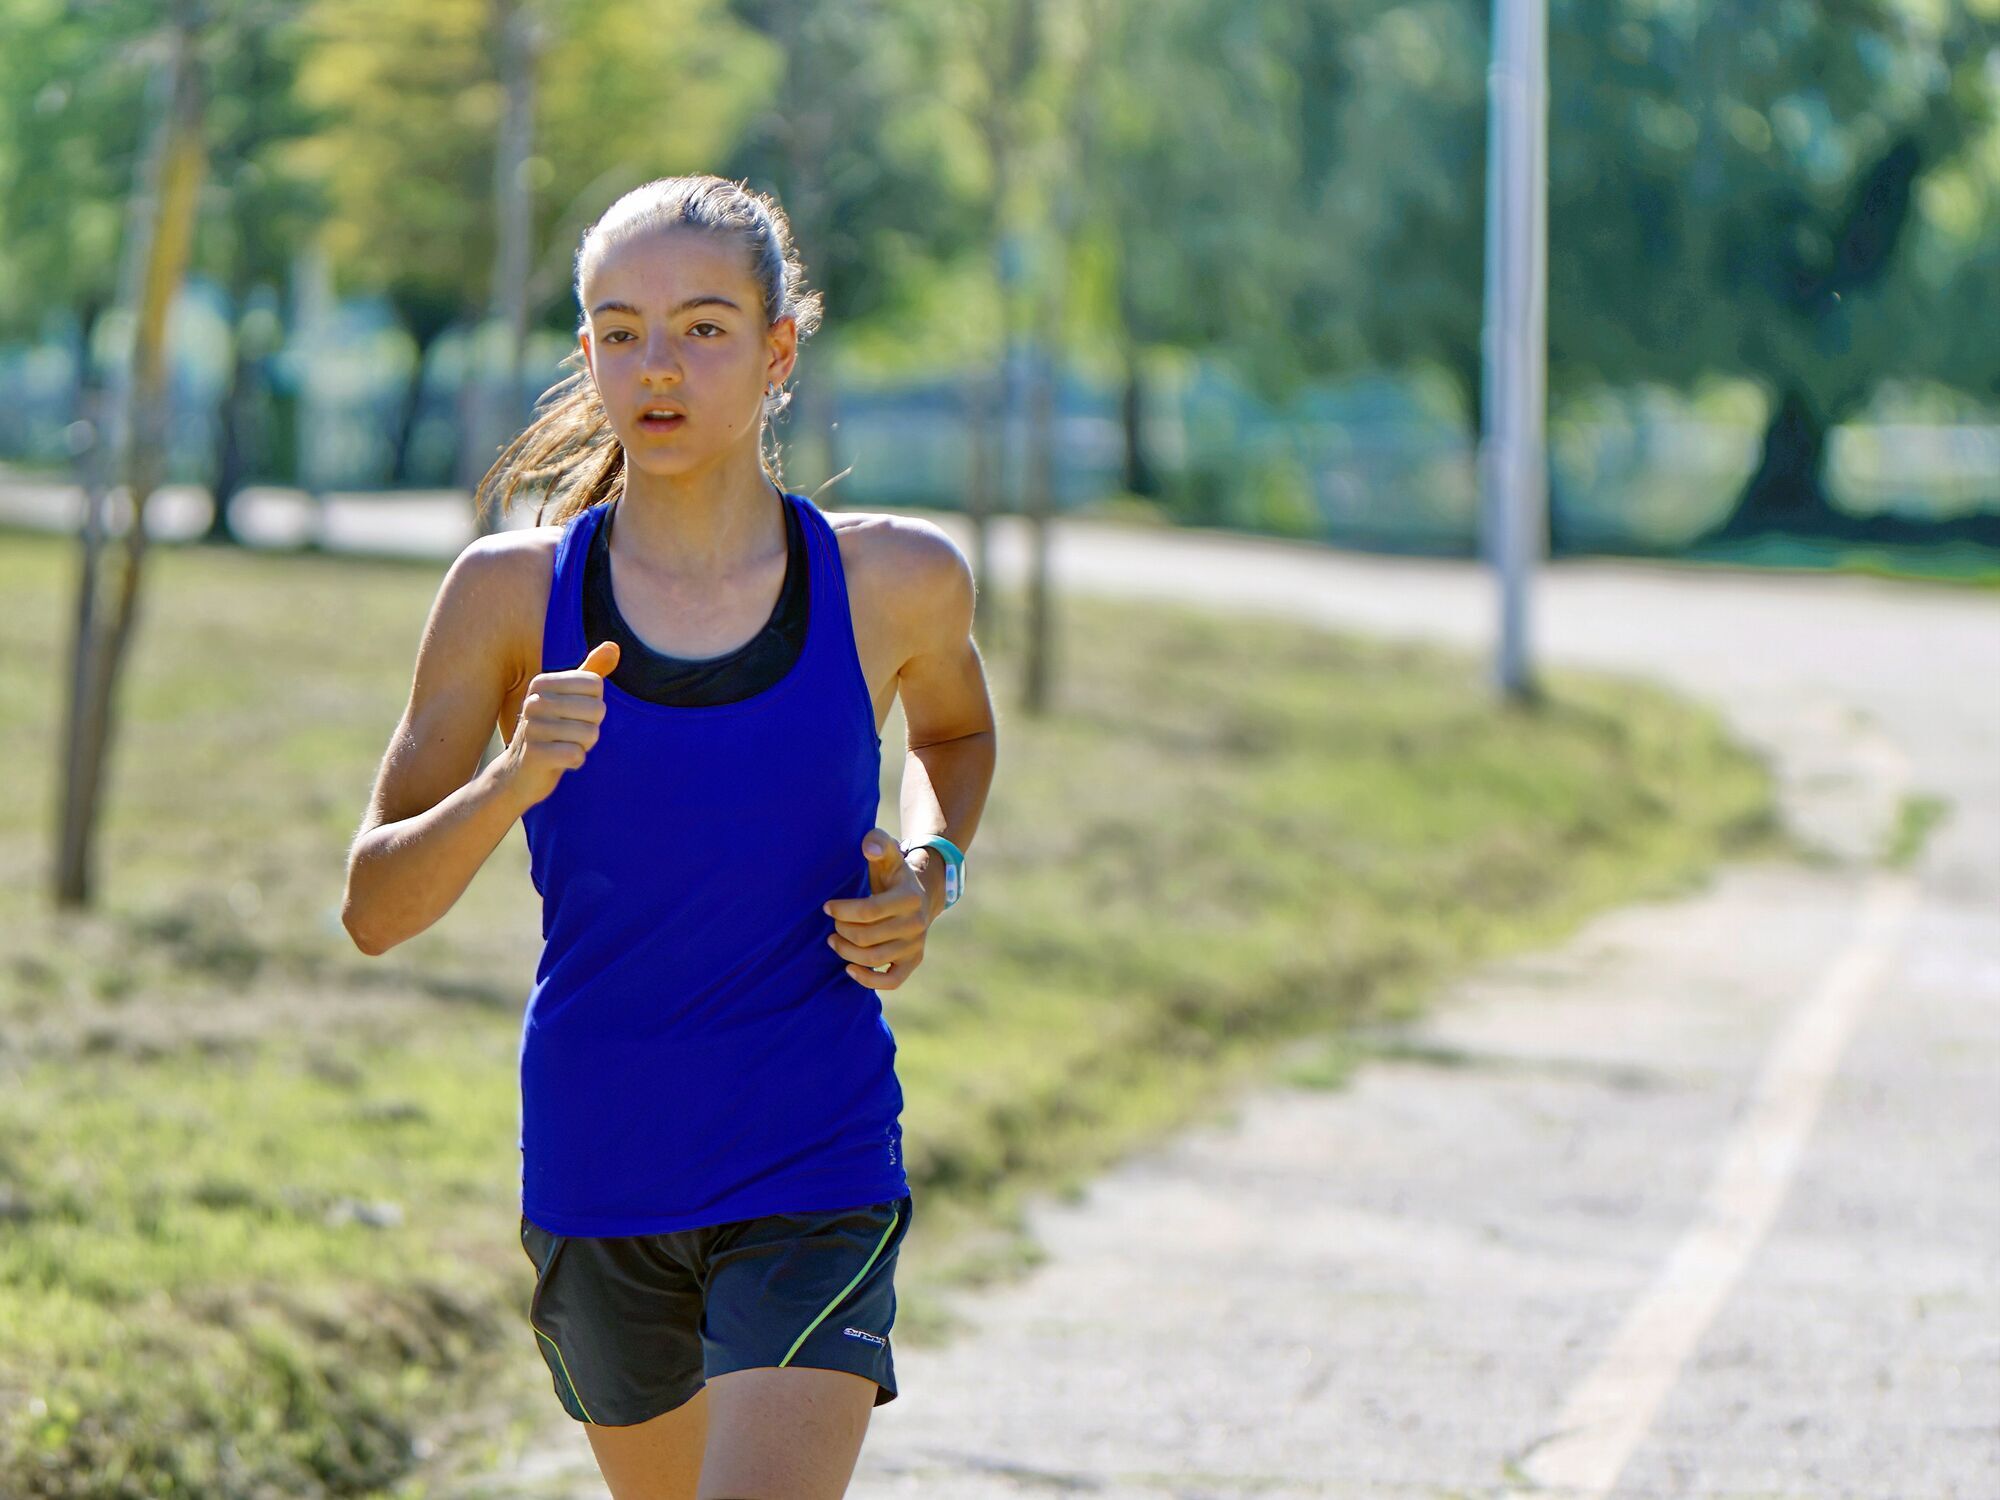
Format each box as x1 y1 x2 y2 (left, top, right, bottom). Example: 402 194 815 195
451 313 489 495
961 365 1000 642
388 322 444 486
1710 386 1838 539
1019 0 1096 718
476 0 539 536
1119 338 1155 498
1020 338 1056 716
56 6 206 909
203 283 257 545
67 297 109 428
1704 138 1928 546
982 221 1028 656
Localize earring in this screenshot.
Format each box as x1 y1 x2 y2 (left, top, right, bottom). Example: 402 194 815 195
766 380 780 398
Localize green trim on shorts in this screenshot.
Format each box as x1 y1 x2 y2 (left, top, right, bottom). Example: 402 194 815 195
535 1325 596 1424
528 1232 596 1424
778 1206 901 1369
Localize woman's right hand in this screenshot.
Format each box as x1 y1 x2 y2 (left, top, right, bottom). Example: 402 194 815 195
497 640 620 810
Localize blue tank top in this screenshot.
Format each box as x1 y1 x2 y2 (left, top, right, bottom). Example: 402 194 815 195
517 492 908 1237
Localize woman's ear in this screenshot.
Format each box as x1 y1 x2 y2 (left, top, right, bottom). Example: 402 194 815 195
766 314 798 387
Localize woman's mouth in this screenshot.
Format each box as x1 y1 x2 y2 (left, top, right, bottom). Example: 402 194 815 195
637 409 686 434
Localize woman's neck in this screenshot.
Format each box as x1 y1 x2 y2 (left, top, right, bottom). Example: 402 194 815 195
608 455 787 579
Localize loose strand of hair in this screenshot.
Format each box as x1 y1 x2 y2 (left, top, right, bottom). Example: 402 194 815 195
473 351 623 529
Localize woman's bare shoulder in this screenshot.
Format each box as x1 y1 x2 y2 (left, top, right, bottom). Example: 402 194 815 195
450 520 567 685
821 505 959 560
473 518 564 566
823 507 967 584
820 505 974 648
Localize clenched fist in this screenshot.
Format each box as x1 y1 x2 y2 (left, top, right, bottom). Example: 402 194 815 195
497 640 619 811
822 828 933 990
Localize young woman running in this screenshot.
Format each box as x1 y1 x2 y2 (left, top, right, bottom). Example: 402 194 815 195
341 174 997 1500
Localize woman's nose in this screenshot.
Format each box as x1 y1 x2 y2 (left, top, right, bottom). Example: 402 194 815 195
641 330 681 380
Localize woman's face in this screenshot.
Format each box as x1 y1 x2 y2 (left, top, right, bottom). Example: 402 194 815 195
579 227 796 478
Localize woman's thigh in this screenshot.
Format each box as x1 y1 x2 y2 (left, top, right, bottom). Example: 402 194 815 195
689 1194 912 1496
697 1365 879 1500
584 1386 710 1500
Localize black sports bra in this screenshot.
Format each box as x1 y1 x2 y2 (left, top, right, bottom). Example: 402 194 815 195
583 495 808 706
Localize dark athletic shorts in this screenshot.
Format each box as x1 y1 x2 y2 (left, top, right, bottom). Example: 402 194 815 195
518 1193 913 1428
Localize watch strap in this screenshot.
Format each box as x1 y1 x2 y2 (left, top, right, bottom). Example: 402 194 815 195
900 834 965 910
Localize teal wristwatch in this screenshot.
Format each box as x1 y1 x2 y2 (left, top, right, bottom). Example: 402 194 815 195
900 834 965 911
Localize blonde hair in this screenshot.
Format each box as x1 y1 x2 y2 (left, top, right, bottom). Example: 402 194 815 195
473 174 826 529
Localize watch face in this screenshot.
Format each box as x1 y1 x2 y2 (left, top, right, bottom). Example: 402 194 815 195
908 837 963 906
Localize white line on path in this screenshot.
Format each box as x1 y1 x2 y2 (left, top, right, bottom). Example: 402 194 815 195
1509 735 1919 1498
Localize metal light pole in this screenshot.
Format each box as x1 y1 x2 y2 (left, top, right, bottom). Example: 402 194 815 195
1479 0 1548 704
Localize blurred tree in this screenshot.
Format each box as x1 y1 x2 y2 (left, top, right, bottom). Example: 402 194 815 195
289 0 493 485
1313 0 1488 429
1549 0 2000 541
0 1 321 532
1913 103 2000 409
1074 0 1343 506
1016 0 1104 715
54 0 208 909
722 0 987 500
913 0 1039 631
197 3 325 540
290 0 769 493
1314 0 1999 543
0 0 165 424
474 0 542 536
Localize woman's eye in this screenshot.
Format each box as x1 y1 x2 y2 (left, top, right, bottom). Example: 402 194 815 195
602 325 719 343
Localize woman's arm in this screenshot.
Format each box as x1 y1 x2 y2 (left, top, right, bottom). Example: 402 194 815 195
341 540 539 956
883 520 996 921
824 520 996 988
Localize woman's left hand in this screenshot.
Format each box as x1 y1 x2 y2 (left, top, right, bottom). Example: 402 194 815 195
822 828 932 990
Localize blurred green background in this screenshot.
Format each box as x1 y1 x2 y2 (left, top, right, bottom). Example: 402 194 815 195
1 0 1995 569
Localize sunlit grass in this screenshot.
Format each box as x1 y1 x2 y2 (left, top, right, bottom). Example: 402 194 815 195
1684 533 2000 589
1883 791 1951 868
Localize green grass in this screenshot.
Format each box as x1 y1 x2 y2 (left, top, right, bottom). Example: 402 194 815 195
1883 792 1952 868
1682 534 2000 590
0 525 1779 1496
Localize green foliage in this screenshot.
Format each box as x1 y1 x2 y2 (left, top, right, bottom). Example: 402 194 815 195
722 0 989 333
1075 0 1335 397
1163 445 1319 537
1542 0 2000 423
3 0 1995 488
195 5 328 300
0 1 328 342
290 0 770 323
0 0 158 335
1251 0 2000 436
1884 791 1951 866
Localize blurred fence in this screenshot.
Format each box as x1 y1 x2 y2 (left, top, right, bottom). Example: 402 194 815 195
2 311 1995 559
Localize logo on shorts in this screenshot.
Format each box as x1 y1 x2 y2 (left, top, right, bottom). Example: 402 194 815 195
843 1326 887 1348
